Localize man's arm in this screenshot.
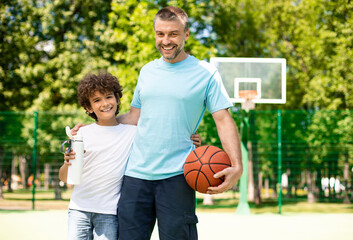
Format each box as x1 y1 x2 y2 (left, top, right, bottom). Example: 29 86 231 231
116 106 141 125
71 107 141 135
207 109 243 194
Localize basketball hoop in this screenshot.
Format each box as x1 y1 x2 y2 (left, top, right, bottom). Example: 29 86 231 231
238 90 258 100
239 90 257 111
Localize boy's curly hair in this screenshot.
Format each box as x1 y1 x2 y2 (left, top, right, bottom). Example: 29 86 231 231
77 72 123 121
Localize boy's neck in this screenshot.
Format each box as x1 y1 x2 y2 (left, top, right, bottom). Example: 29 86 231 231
96 117 119 126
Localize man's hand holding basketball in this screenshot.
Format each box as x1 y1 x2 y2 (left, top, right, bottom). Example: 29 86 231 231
206 165 242 194
209 109 243 194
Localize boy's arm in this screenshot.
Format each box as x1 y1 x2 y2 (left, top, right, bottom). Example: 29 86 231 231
207 108 243 194
59 163 68 183
190 133 201 148
116 106 141 125
71 107 141 135
58 150 75 183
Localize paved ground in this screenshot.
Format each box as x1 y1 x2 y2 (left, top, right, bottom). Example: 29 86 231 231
1 210 353 240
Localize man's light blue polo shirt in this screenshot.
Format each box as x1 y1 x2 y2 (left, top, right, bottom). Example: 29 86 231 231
125 55 232 180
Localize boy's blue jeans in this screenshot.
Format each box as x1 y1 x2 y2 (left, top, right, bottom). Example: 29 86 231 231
68 209 118 240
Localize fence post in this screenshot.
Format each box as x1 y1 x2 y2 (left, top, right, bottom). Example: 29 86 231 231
277 109 282 214
32 111 38 210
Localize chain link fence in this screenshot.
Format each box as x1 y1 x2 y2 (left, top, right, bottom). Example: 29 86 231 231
0 111 92 204
1 110 352 208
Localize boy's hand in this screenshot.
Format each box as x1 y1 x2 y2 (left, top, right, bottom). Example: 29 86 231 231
71 123 86 136
64 148 76 165
191 134 201 148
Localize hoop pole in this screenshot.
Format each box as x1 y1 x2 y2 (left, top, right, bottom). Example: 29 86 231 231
236 106 253 215
236 140 251 214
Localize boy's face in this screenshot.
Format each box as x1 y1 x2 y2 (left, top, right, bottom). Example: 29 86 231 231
87 91 119 125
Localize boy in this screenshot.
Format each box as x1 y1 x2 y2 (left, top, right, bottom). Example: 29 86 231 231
59 72 135 239
59 72 201 239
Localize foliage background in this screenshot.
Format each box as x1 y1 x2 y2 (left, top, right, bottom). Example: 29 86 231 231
2 0 352 111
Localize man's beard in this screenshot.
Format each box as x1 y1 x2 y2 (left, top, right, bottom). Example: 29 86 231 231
158 41 185 61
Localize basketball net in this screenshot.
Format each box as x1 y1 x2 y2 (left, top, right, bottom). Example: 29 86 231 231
239 90 257 111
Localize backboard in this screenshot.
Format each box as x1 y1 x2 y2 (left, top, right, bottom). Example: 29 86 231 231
210 57 286 104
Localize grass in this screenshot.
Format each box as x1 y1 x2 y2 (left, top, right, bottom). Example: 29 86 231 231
0 188 71 210
1 188 352 214
195 191 353 214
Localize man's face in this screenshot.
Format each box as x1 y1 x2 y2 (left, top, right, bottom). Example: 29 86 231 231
154 18 190 64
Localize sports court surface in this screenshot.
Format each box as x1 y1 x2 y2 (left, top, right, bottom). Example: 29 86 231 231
1 210 352 240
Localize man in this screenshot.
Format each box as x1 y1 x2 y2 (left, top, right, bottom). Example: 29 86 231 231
116 6 243 240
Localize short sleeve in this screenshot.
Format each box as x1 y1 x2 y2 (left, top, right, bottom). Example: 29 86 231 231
131 78 141 109
205 70 232 113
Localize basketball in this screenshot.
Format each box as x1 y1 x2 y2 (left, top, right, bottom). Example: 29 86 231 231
184 145 231 193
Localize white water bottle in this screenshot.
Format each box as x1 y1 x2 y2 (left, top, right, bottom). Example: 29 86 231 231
67 131 84 185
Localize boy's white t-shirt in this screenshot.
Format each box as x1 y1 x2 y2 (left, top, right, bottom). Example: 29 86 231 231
68 123 136 215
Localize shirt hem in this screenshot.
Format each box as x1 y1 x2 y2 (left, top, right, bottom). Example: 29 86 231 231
124 171 184 181
209 104 232 114
68 206 117 215
131 103 141 109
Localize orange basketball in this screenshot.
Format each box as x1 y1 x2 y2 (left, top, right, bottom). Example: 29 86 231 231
184 145 231 193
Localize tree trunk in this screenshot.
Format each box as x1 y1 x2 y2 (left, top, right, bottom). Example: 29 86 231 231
0 149 4 199
11 156 19 190
44 164 51 190
255 172 262 204
271 180 277 198
315 169 324 199
247 141 254 201
7 164 13 193
19 156 28 189
343 161 350 204
300 171 306 189
285 169 291 198
264 178 270 198
36 168 41 189
52 177 62 200
0 167 3 199
306 170 316 203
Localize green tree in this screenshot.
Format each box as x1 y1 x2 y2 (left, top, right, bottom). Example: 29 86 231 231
208 0 353 110
1 0 217 194
27 0 115 112
1 0 116 194
206 0 353 203
0 0 43 111
301 0 353 109
109 0 216 111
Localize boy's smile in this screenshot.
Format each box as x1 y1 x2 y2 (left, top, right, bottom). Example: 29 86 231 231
88 91 119 126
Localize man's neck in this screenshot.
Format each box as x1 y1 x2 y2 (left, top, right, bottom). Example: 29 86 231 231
163 52 188 64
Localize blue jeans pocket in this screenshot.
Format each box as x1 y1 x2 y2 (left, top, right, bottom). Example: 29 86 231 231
184 213 198 224
184 213 198 240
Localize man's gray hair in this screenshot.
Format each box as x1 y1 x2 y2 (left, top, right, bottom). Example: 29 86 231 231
154 6 189 32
